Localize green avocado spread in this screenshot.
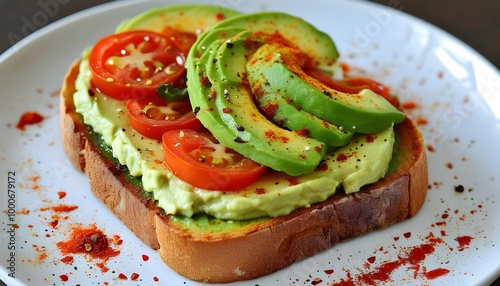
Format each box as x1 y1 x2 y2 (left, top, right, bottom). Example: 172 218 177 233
72 5 399 221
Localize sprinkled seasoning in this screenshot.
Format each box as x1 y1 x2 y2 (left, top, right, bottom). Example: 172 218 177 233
16 112 44 131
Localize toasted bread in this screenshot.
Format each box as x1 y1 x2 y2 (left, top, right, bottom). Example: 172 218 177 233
60 59 427 283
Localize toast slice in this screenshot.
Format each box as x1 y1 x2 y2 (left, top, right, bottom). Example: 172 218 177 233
60 59 428 283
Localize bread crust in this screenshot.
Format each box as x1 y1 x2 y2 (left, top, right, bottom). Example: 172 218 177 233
60 60 428 283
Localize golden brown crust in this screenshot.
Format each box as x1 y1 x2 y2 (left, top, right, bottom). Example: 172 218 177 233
60 61 428 283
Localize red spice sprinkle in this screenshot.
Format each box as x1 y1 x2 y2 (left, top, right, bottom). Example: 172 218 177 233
416 116 428 125
324 269 334 275
404 232 412 238
131 273 140 281
215 12 225 20
61 256 74 264
153 276 159 282
142 254 149 261
311 278 322 285
118 273 128 280
336 153 348 162
57 224 120 260
16 112 44 131
401 101 418 109
255 188 266 195
456 235 474 251
365 135 375 143
445 162 453 169
393 236 400 241
427 145 435 152
51 204 79 212
367 256 376 264
59 274 69 282
49 220 59 229
441 213 449 219
424 267 450 279
58 191 67 199
287 178 301 186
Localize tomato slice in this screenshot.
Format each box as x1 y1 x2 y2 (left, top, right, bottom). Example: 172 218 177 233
306 68 400 108
161 27 197 54
126 97 203 141
89 30 186 101
162 129 267 191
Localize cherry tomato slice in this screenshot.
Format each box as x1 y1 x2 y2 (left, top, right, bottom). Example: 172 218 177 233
306 68 400 107
89 30 186 101
126 97 203 141
162 129 267 191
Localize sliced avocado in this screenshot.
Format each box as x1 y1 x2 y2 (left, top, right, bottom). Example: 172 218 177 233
247 44 405 134
191 26 246 57
253 89 355 147
208 11 338 72
116 4 242 34
187 31 327 175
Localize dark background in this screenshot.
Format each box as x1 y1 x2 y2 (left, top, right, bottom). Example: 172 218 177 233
0 0 499 285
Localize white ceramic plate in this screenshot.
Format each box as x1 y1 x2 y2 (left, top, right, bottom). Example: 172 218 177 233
1 0 499 285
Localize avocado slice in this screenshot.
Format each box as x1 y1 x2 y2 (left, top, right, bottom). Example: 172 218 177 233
208 11 338 72
247 44 405 134
116 4 242 34
187 31 327 175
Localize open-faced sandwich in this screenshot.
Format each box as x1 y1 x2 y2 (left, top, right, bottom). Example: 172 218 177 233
59 4 427 283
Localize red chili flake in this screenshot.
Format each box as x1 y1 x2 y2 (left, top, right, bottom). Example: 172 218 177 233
222 107 232 113
311 277 322 285
440 230 446 237
51 205 78 212
142 254 149 261
153 276 159 282
16 112 44 131
215 12 225 21
367 256 376 264
445 162 453 169
56 224 120 260
61 256 74 264
393 236 400 241
59 274 69 282
315 162 329 172
404 232 412 238
260 103 278 117
49 220 59 229
424 268 450 279
324 269 334 275
113 235 123 245
437 71 444 79
416 116 428 125
456 235 474 251
199 76 211 85
435 221 446 226
131 273 140 281
58 191 67 199
287 178 300 186
401 101 419 109
296 128 310 138
264 129 275 139
255 188 266 195
441 213 449 219
426 145 435 152
336 153 348 162
365 135 375 143
96 262 109 273
118 273 127 280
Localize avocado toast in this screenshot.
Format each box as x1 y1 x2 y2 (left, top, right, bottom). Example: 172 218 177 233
60 4 428 283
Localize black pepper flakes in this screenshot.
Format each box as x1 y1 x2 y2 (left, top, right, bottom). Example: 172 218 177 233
455 185 465 193
234 137 247 143
194 106 200 116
